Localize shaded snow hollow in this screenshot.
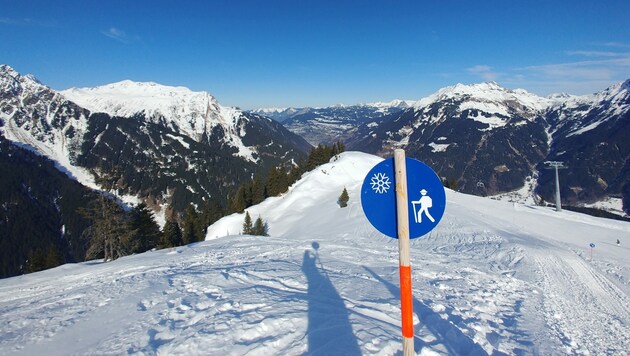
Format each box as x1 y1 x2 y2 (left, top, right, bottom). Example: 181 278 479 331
1 152 629 355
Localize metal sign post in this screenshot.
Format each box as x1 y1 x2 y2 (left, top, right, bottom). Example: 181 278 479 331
361 149 446 355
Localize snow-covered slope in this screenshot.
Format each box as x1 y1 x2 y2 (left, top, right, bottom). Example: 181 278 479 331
2 152 628 355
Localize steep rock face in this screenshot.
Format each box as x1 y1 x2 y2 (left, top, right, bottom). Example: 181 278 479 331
540 80 630 208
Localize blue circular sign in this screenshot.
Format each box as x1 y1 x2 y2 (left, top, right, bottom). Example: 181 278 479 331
590 243 595 248
361 157 446 239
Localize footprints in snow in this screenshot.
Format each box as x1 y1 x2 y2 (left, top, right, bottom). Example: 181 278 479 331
135 266 306 354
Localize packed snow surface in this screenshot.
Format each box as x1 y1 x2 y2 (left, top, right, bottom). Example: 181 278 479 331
1 152 629 355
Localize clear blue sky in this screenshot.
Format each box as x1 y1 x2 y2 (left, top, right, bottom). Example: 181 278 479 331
1 0 629 109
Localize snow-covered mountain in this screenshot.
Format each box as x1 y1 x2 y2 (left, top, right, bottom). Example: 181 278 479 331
1 152 628 355
250 100 415 146
412 81 552 119
346 81 629 213
347 82 552 196
540 79 630 209
0 64 311 218
252 81 628 214
62 80 309 162
547 79 630 134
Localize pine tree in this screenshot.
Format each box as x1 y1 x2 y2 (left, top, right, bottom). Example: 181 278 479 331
182 204 203 244
304 143 340 172
332 140 345 156
442 177 458 191
252 175 266 205
336 141 346 154
26 249 46 273
338 187 349 208
266 167 280 197
306 145 329 171
81 195 129 262
201 199 224 228
123 203 161 253
267 166 289 197
229 185 247 213
288 165 303 187
160 218 183 248
242 212 253 235
44 245 63 269
253 216 268 236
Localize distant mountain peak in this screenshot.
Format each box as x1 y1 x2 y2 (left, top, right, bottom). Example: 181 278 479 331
423 81 534 100
87 79 201 95
607 78 630 97
413 81 551 115
62 79 216 106
366 99 416 109
23 74 42 85
0 64 50 94
0 64 20 76
547 92 573 100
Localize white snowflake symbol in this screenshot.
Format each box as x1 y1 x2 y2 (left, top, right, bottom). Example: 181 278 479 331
370 172 391 194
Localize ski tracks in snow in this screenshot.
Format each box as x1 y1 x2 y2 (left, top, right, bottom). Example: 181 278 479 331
531 248 630 354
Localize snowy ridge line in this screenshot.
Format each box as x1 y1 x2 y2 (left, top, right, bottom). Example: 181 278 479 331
412 81 554 113
61 80 260 162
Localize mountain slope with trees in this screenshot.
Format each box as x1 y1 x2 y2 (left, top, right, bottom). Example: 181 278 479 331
0 136 99 277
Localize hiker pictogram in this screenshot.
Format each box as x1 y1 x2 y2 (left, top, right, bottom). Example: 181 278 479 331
411 189 435 223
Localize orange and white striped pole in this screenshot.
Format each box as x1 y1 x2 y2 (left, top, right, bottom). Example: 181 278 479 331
394 149 414 355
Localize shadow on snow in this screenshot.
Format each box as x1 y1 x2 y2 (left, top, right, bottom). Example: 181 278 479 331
302 241 361 355
364 266 494 356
